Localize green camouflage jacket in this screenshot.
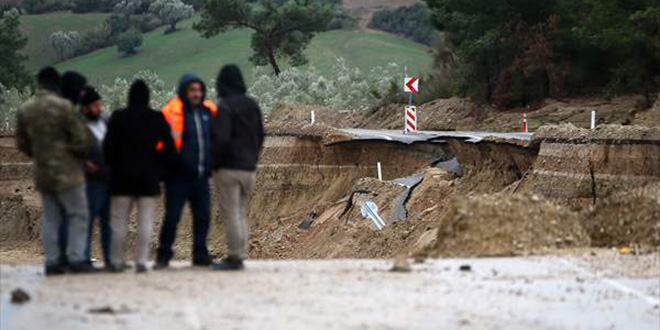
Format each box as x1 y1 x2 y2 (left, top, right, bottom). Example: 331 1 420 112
15 90 91 193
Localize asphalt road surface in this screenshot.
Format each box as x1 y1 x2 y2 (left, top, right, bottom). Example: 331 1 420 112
1 253 658 329
341 129 533 144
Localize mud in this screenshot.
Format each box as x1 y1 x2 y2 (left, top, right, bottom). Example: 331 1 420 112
519 124 660 208
583 183 660 249
428 194 590 258
361 95 651 132
2 112 660 263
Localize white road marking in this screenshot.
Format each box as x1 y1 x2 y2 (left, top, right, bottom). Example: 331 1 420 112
560 259 660 307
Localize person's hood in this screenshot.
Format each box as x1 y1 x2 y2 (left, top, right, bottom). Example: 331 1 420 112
61 71 87 105
216 65 246 98
128 80 150 110
177 73 207 103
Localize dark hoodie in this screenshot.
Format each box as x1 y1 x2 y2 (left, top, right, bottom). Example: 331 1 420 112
103 80 176 196
61 71 87 105
212 65 264 171
173 73 215 178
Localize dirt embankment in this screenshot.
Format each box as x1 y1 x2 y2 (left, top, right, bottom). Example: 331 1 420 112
429 194 590 257
360 95 655 132
248 136 452 258
2 115 660 262
584 183 660 248
518 124 660 208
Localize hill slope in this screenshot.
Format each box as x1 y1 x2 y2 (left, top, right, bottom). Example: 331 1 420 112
55 17 432 86
20 12 111 70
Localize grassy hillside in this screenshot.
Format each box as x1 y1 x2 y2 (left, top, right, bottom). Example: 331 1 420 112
55 17 432 87
20 12 111 70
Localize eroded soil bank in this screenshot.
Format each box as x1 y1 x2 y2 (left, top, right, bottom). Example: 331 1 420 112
1 123 659 262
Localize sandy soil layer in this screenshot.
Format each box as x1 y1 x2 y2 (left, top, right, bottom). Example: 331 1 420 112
1 252 658 330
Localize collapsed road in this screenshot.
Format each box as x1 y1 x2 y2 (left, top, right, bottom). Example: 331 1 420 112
340 128 533 144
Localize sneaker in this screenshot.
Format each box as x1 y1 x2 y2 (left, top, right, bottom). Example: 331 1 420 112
153 260 169 270
211 258 245 271
136 264 148 274
192 254 212 267
69 262 100 274
45 264 66 276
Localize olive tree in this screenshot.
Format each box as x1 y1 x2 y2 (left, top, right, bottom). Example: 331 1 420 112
50 30 82 61
149 0 194 33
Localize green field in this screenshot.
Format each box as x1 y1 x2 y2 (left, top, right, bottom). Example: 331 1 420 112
54 16 432 87
20 12 111 70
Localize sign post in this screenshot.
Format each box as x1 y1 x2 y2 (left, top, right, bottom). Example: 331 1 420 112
403 67 420 134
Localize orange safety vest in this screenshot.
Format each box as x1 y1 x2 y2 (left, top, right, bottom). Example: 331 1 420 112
161 97 218 151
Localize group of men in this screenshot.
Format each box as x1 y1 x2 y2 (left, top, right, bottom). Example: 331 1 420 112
15 65 264 275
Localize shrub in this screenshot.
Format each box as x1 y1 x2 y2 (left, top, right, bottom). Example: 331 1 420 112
0 83 30 130
116 28 143 55
326 8 357 31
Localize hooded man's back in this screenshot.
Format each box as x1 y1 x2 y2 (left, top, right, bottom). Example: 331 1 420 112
212 65 264 171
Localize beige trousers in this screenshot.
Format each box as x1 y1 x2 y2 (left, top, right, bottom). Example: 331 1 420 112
110 197 157 267
213 170 256 260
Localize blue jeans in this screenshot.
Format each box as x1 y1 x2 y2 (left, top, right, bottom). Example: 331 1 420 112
157 177 211 262
85 179 111 264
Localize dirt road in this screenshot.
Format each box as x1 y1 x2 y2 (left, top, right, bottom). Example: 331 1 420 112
1 252 658 329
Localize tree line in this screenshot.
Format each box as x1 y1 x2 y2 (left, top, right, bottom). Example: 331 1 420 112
426 0 660 108
369 4 437 46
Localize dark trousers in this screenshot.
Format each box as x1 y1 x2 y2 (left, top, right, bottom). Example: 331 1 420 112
85 179 111 264
157 177 211 262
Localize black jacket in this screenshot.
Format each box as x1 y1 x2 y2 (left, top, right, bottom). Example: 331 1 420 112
85 116 109 181
103 81 176 196
211 65 264 171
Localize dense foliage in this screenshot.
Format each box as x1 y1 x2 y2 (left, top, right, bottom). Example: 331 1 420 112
426 0 660 108
116 27 143 55
0 9 30 88
369 4 437 46
194 0 334 76
0 60 401 128
22 0 73 14
250 58 402 112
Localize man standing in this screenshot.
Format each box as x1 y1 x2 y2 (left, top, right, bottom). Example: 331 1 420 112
57 71 88 264
79 86 111 267
15 67 94 275
156 74 217 269
104 80 176 273
210 65 264 271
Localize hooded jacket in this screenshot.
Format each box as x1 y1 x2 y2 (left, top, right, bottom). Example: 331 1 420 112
161 74 217 179
211 65 264 171
103 80 176 196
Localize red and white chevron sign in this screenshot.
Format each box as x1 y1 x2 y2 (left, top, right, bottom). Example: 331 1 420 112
404 77 419 93
405 106 418 133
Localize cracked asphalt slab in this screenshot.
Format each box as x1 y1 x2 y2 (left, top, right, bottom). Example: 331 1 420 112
341 129 533 144
1 254 659 330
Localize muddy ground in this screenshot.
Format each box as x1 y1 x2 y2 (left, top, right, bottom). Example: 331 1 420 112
1 251 658 329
